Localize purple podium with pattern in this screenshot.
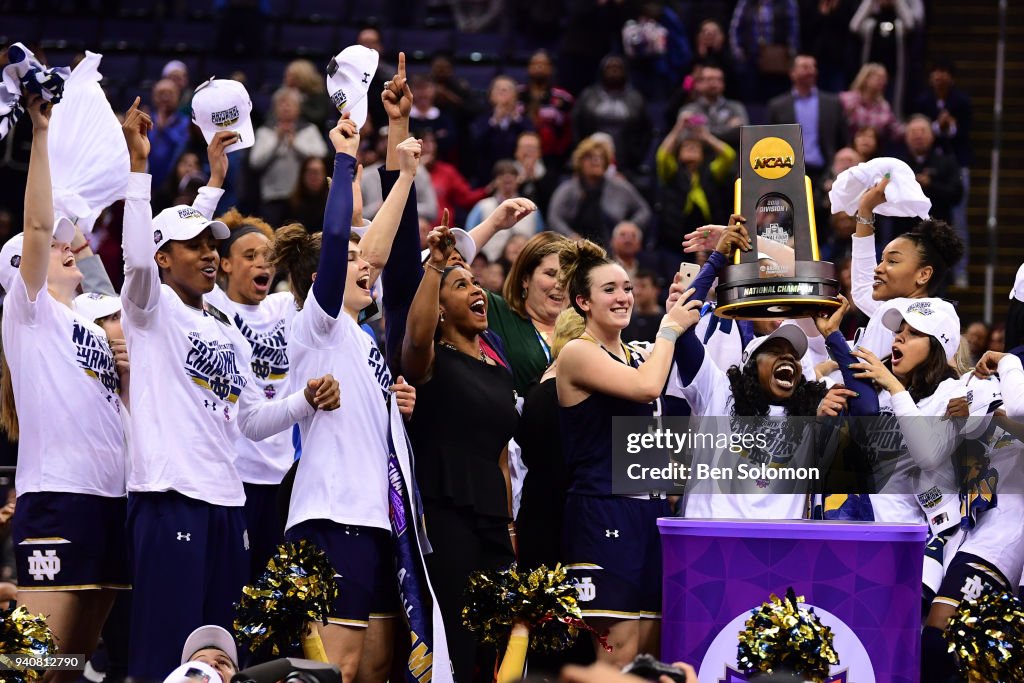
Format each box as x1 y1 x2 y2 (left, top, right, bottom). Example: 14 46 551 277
658 518 927 683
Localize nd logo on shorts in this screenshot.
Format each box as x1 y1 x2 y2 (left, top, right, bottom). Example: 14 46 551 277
27 549 62 581
575 577 596 602
749 137 795 180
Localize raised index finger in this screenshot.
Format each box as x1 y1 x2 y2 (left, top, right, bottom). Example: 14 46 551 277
126 96 141 115
398 51 406 78
441 208 450 229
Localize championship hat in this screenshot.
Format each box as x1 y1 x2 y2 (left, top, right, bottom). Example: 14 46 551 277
419 227 477 265
181 624 239 668
191 78 255 152
326 45 378 128
741 324 809 369
0 217 76 292
152 206 230 251
882 297 960 361
75 292 122 322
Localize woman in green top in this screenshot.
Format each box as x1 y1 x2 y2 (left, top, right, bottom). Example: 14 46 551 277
486 231 570 395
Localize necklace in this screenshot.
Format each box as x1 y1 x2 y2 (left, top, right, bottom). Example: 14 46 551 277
440 340 486 362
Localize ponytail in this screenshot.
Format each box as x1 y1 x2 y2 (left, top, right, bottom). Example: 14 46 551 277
558 239 612 317
267 224 321 309
0 347 18 440
902 219 964 295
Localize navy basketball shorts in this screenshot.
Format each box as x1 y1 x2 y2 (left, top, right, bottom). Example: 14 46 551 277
242 482 285 582
13 492 129 591
933 551 1010 610
126 491 249 681
285 519 399 627
562 494 670 620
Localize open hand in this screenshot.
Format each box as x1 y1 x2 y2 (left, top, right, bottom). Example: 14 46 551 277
488 197 537 231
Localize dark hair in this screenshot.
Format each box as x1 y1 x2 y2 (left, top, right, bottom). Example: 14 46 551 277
504 232 570 318
634 268 659 285
898 219 964 295
558 239 614 318
726 362 829 417
884 337 958 403
931 58 956 76
492 159 518 178
267 224 320 309
289 156 330 217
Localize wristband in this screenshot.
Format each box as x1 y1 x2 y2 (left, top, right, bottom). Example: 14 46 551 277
657 327 681 343
855 213 875 225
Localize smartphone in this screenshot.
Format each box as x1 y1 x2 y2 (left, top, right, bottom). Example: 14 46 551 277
678 262 701 291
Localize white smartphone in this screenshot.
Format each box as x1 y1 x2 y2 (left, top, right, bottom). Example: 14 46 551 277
678 262 701 291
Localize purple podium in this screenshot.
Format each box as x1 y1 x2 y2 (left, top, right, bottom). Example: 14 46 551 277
658 518 927 683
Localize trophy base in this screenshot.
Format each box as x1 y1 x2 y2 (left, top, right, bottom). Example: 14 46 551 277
714 261 841 320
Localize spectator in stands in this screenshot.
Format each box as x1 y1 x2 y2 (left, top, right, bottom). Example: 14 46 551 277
468 160 543 262
431 53 476 119
518 50 575 169
897 114 963 226
419 129 487 225
654 116 736 260
840 63 903 143
514 131 558 218
558 0 634 95
800 0 857 93
249 87 329 228
989 324 1005 352
621 1 692 102
817 147 863 261
573 55 651 180
162 60 193 115
915 60 973 287
499 233 528 271
357 25 392 131
768 55 848 182
410 74 459 161
677 64 748 148
610 221 662 283
729 0 801 101
548 137 651 247
850 0 921 118
286 156 329 232
694 19 735 85
852 125 880 161
283 59 332 130
472 76 533 185
480 260 507 294
965 320 990 365
153 151 205 214
622 269 664 343
147 78 191 189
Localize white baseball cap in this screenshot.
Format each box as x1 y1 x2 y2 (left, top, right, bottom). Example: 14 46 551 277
0 217 76 292
153 205 230 251
191 78 255 153
419 227 477 265
326 45 378 128
163 660 220 683
882 297 960 361
741 324 809 369
75 292 121 322
181 624 238 668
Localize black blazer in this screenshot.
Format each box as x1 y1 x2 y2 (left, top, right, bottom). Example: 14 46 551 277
767 90 848 169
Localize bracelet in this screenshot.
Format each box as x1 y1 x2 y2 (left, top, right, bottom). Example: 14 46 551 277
657 327 681 343
855 213 875 225
424 262 445 274
71 243 90 255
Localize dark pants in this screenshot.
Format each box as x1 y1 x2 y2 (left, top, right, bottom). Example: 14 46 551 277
126 491 248 681
423 503 514 683
242 482 284 582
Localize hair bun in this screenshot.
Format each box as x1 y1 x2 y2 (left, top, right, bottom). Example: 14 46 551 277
912 219 965 268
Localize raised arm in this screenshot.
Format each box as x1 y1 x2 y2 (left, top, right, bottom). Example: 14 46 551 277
358 137 418 281
560 293 703 403
850 176 890 317
19 95 55 300
120 97 161 317
189 131 233 219
309 117 358 319
467 197 538 253
402 221 455 384
71 225 116 296
383 52 412 171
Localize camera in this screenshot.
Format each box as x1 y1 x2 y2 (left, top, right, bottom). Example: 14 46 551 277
621 654 689 683
231 658 341 683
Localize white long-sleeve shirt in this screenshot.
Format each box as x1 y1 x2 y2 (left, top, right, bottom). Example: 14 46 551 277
120 173 315 506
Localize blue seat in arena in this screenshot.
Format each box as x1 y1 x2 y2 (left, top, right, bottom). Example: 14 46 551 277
0 16 41 46
183 0 216 20
97 54 143 85
290 0 351 23
100 19 158 52
393 28 453 61
159 20 218 52
40 17 101 51
277 23 338 58
456 63 498 91
119 0 157 19
454 31 504 62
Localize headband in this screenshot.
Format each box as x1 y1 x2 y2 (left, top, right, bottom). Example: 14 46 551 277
217 225 265 258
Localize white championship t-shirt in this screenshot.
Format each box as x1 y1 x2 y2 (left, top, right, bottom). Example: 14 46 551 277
666 350 815 520
286 291 392 532
2 273 125 497
206 287 297 484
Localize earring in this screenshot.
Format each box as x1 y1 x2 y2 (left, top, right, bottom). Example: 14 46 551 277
440 312 446 323
522 288 528 299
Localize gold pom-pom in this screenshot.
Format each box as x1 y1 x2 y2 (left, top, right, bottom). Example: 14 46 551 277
945 590 1024 683
233 540 339 656
0 606 57 683
736 587 839 682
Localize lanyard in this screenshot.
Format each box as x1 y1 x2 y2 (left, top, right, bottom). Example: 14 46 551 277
535 325 552 364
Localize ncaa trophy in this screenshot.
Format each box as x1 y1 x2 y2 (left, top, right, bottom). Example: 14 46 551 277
714 124 841 319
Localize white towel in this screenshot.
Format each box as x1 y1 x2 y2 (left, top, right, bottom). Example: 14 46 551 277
47 52 130 234
0 42 70 139
829 156 932 219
